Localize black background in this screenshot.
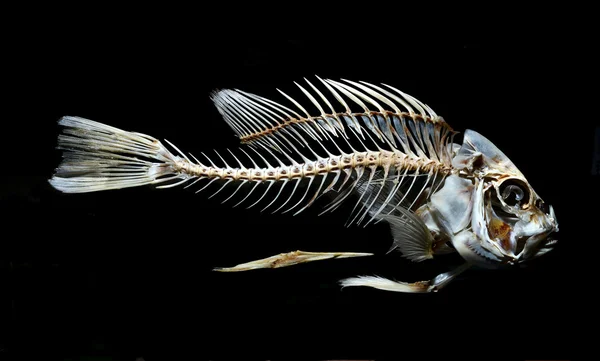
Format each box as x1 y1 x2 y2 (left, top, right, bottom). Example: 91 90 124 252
1 10 596 361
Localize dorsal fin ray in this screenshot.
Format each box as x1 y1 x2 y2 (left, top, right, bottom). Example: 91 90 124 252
210 77 454 159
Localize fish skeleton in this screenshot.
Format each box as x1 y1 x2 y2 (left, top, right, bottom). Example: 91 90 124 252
49 77 559 293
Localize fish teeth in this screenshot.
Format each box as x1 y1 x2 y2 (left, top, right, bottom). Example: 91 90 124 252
549 205 559 231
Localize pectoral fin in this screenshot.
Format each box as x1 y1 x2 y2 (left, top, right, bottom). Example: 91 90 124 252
382 207 434 262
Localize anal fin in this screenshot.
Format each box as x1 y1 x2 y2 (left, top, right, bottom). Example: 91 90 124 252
213 250 373 272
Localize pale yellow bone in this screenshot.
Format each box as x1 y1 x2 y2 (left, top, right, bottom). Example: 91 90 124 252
213 250 373 272
340 263 471 293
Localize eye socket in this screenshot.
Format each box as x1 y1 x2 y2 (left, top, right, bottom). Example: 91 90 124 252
498 179 530 207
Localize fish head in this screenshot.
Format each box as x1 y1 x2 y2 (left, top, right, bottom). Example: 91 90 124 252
448 130 559 267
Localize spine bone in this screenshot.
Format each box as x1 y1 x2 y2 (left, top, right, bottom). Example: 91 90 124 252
172 150 451 182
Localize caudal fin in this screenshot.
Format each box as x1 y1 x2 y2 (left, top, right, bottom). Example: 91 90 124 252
49 116 182 193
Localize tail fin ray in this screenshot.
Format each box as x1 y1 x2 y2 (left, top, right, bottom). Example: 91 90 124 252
49 116 181 193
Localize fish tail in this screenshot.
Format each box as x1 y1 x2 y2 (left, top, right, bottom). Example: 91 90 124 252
49 116 183 193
